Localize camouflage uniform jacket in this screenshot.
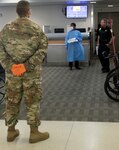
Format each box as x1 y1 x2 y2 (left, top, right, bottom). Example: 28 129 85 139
0 17 48 72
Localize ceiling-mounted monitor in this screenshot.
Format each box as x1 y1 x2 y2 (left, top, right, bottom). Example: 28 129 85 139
66 5 88 18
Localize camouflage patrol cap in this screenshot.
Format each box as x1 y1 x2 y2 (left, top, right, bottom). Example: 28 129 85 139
16 0 30 17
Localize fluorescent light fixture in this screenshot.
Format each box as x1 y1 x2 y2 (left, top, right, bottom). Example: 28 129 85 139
66 0 88 4
90 1 96 4
108 5 114 7
0 0 19 3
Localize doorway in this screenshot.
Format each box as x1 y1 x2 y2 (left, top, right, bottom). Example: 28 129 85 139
98 12 119 51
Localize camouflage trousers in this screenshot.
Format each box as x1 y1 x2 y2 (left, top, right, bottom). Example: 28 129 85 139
5 68 42 127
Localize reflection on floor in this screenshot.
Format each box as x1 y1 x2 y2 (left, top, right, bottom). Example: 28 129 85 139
0 120 119 150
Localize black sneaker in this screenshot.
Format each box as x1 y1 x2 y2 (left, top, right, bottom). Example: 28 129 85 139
102 69 110 73
76 67 82 70
70 67 73 70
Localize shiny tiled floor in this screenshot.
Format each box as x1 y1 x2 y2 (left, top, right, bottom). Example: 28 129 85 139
0 120 119 150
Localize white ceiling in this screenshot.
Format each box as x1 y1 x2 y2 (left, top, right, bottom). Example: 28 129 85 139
0 0 118 5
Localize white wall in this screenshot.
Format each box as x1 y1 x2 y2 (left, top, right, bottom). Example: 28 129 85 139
0 6 16 30
0 4 91 32
0 4 119 33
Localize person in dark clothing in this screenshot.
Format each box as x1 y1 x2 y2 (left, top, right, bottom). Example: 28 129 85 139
97 19 112 73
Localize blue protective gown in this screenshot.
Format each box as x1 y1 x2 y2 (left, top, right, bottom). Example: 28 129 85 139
65 29 85 62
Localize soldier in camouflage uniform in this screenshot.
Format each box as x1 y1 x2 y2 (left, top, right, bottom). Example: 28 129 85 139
0 0 49 143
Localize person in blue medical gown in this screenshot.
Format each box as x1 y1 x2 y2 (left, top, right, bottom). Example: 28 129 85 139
65 23 85 70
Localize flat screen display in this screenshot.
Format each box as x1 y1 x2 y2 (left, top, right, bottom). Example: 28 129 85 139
66 6 88 18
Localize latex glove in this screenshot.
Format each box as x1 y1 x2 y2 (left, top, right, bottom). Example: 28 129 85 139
11 64 26 76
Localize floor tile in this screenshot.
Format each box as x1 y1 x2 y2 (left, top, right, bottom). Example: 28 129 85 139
66 121 119 150
0 120 73 150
